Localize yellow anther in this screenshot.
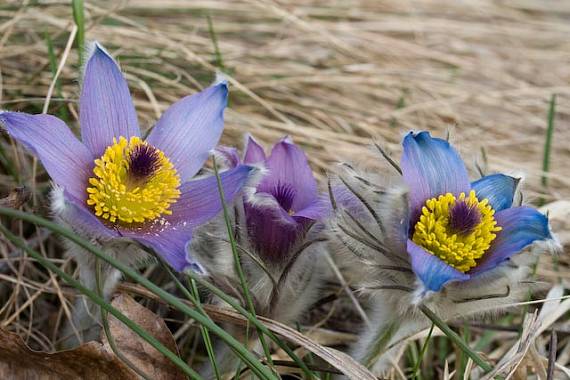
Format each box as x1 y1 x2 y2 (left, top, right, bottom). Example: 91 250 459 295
412 190 501 272
86 136 181 225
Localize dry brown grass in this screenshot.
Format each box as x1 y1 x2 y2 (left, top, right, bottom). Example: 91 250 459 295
0 0 569 378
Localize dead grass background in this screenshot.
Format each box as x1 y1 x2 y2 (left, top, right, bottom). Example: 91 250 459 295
0 0 569 378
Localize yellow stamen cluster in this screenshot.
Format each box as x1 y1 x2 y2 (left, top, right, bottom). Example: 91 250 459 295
412 190 501 273
86 136 181 224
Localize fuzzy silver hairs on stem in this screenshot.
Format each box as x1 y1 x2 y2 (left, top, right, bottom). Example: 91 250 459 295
192 135 330 378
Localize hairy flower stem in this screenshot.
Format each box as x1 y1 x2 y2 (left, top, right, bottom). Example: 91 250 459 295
363 319 401 368
212 157 275 371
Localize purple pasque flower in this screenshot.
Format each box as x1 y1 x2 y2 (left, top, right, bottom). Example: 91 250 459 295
219 135 327 262
0 42 258 272
334 131 555 294
401 131 553 292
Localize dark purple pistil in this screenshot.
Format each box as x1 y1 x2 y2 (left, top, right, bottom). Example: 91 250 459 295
128 144 161 179
272 182 296 212
449 201 481 235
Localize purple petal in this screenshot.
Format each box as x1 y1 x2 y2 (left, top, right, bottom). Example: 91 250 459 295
470 206 552 275
146 83 228 182
80 43 140 157
62 191 119 239
407 239 469 292
215 146 240 168
121 164 258 272
401 131 470 221
167 164 258 227
0 112 93 202
471 174 518 212
245 202 311 263
293 197 330 220
127 230 202 273
259 138 318 212
243 135 266 164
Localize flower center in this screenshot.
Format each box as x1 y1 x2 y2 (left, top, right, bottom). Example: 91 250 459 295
86 136 181 224
412 190 501 273
272 182 296 215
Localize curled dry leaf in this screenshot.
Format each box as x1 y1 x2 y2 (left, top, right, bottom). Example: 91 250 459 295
0 327 137 380
102 293 186 380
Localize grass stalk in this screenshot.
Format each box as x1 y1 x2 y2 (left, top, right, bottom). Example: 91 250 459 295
0 223 201 379
0 206 276 380
412 323 434 379
95 258 154 380
539 93 556 206
419 305 493 373
186 272 314 378
71 0 85 67
211 157 275 370
158 259 221 379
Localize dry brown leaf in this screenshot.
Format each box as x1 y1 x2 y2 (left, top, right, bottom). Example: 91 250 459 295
119 282 376 380
102 293 186 380
0 327 137 380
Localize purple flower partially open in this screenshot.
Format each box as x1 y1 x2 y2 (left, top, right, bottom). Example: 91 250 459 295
219 135 328 262
0 42 258 272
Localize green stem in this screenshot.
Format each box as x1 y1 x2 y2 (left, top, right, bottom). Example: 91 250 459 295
189 278 221 380
186 271 314 378
0 223 201 379
0 207 276 380
412 323 434 379
158 259 220 379
207 14 226 72
419 305 493 373
363 319 401 368
71 0 85 67
95 258 155 380
211 158 275 370
542 94 556 189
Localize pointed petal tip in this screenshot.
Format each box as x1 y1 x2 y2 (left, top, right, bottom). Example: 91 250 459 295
85 41 115 67
213 71 229 88
243 134 267 163
401 129 470 220
280 135 294 144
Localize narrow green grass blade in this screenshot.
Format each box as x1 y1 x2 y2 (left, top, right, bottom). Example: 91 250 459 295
0 223 200 380
207 15 225 72
95 258 155 380
189 278 221 380
211 157 275 371
412 323 434 380
419 305 493 373
457 322 471 379
71 0 85 67
363 319 400 368
0 207 276 380
158 259 221 379
186 272 314 378
540 94 556 205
